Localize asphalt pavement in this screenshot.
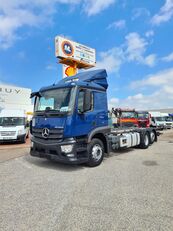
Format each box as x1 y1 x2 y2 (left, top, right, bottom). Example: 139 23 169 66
0 131 173 231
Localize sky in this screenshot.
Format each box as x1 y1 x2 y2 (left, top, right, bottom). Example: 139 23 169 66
0 0 173 110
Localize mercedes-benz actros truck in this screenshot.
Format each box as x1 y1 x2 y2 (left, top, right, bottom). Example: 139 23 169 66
30 69 157 167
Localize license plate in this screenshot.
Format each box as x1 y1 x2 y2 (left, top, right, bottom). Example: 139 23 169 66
3 137 13 140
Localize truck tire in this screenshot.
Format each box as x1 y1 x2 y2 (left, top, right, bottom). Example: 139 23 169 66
21 135 26 144
139 132 149 149
150 131 156 144
87 138 104 167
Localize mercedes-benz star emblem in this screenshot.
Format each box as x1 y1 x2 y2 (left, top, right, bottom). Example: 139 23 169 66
42 128 49 139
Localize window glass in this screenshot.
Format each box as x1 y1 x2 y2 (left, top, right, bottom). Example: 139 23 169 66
77 89 93 112
78 90 84 112
0 117 25 126
121 112 137 118
35 87 75 113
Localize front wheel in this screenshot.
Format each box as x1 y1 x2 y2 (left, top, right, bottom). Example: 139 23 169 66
87 138 104 167
20 135 26 144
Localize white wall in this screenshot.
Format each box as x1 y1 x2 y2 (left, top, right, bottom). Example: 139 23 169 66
0 84 33 112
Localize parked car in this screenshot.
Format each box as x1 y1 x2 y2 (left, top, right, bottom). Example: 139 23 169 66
0 109 29 143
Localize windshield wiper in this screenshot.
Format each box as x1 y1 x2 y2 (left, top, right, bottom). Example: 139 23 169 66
45 109 66 115
35 109 66 116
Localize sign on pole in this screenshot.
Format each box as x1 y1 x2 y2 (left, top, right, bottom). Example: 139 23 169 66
62 65 78 78
55 36 96 72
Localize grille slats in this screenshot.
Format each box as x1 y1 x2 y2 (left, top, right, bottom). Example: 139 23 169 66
138 121 147 128
32 127 64 141
0 131 16 136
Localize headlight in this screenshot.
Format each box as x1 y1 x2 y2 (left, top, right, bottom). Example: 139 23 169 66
18 129 23 135
32 118 36 127
61 144 73 153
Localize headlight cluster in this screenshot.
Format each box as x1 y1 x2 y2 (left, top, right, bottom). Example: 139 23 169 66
18 129 24 135
61 144 73 153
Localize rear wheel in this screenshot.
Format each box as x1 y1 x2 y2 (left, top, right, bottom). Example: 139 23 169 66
139 132 149 149
150 131 156 144
87 138 104 167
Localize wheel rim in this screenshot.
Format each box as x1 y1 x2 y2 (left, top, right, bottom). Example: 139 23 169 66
144 134 149 146
91 144 103 161
150 132 155 142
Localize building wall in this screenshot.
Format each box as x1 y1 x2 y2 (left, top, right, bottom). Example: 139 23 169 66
0 84 33 112
149 108 173 114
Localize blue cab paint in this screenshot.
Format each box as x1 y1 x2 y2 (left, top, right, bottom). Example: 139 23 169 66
33 69 108 138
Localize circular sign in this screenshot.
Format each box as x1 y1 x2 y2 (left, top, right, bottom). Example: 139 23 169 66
65 66 76 77
61 41 74 56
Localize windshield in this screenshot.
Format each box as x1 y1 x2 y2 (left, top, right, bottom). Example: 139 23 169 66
121 112 137 119
165 116 172 121
0 117 25 126
155 117 165 122
138 112 149 119
35 87 75 113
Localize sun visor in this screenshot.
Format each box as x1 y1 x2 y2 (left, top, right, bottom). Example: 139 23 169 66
59 69 108 90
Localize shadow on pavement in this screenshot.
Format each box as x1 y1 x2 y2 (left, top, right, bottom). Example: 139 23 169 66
0 138 30 150
25 155 85 172
106 148 136 157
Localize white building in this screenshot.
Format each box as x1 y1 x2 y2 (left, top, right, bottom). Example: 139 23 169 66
0 84 33 113
149 108 173 114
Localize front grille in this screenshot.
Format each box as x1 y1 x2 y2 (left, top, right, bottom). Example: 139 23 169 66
0 131 16 136
35 147 59 156
121 122 136 127
138 121 147 128
32 127 63 142
166 123 172 126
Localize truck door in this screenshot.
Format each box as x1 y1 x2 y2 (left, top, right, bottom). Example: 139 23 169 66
74 88 96 137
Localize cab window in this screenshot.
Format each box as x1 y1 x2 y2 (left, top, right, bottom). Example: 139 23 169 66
77 89 93 113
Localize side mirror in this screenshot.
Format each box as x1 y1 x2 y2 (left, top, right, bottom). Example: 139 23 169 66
29 120 32 134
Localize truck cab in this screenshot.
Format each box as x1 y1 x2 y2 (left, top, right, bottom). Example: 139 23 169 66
161 113 173 129
112 108 138 127
150 112 166 130
137 111 151 128
30 69 110 166
0 109 29 143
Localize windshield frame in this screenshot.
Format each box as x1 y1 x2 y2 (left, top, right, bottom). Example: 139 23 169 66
34 86 77 116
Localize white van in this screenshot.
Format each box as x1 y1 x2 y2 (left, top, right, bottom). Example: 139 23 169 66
161 113 173 129
149 111 166 130
0 109 29 143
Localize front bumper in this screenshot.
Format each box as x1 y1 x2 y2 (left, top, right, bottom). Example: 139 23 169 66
155 125 165 131
165 124 172 129
30 137 88 164
0 134 25 142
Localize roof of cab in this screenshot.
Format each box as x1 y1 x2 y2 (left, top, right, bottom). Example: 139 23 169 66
40 69 108 92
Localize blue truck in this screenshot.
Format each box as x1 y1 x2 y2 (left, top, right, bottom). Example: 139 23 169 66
30 69 157 167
